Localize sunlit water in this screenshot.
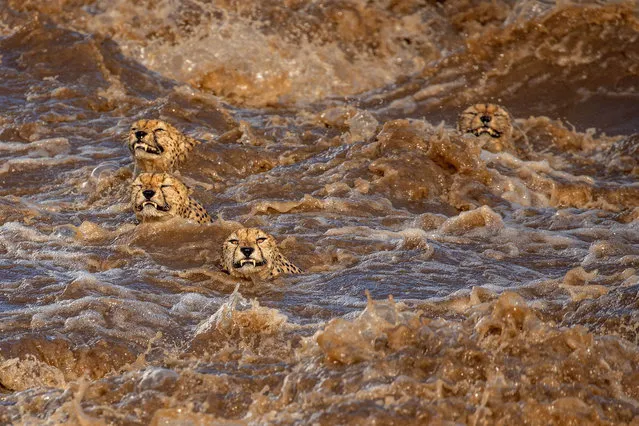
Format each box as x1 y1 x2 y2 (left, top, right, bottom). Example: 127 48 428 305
0 1 638 424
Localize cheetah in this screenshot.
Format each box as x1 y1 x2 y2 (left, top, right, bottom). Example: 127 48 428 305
131 172 211 224
457 103 514 153
222 228 301 280
128 119 199 173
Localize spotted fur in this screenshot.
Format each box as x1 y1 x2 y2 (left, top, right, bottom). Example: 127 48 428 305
457 103 514 153
131 173 211 224
222 228 301 280
128 119 199 173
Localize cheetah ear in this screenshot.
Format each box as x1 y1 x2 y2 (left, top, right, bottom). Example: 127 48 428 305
186 185 194 195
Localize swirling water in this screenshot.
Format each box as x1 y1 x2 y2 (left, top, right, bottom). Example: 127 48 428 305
0 1 638 424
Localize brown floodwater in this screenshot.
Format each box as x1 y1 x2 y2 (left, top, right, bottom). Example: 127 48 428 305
0 0 638 424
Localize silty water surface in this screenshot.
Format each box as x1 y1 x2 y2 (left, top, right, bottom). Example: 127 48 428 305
0 1 638 424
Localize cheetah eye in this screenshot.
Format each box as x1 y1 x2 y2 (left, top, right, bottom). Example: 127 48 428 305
160 184 173 188
228 239 239 245
154 128 166 133
256 237 268 243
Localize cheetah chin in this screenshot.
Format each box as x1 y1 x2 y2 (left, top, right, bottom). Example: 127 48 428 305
131 172 211 224
128 119 199 173
136 200 170 212
222 227 302 280
457 103 514 153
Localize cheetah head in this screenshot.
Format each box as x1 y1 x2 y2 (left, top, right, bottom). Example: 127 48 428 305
222 228 280 280
128 119 181 172
131 172 190 223
457 103 513 141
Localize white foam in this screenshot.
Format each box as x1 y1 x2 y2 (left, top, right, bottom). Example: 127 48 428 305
170 293 219 318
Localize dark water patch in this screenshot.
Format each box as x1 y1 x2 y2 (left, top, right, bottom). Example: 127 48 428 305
1 0 638 424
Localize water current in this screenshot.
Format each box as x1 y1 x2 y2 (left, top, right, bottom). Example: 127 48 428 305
0 0 638 424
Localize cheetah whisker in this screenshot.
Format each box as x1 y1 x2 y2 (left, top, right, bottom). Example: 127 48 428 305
222 228 301 280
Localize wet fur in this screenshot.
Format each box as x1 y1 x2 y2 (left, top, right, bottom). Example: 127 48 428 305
457 103 514 153
128 119 199 173
222 228 301 280
131 173 211 224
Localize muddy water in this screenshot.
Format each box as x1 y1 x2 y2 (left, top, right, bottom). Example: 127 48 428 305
0 0 638 424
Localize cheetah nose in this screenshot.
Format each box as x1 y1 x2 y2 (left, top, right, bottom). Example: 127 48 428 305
135 130 148 140
240 247 254 257
480 115 492 124
142 190 155 199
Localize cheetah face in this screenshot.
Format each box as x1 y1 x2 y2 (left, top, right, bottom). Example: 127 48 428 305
128 119 186 171
131 173 189 222
223 228 278 279
129 120 169 157
457 103 512 140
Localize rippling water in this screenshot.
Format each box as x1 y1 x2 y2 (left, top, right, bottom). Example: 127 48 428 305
1 0 638 424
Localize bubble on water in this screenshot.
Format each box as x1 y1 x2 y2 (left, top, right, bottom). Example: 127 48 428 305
138 367 179 391
438 205 504 237
504 0 556 26
170 293 218 318
194 285 251 336
90 162 120 182
0 355 66 391
33 137 71 156
347 110 379 143
51 224 78 240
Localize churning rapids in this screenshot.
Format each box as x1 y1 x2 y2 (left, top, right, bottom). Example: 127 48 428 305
0 1 638 424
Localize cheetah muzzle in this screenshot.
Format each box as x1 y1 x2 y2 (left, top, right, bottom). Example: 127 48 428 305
128 119 199 173
222 228 301 280
132 132 164 155
471 122 502 138
131 172 211 224
136 200 170 212
457 103 513 151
